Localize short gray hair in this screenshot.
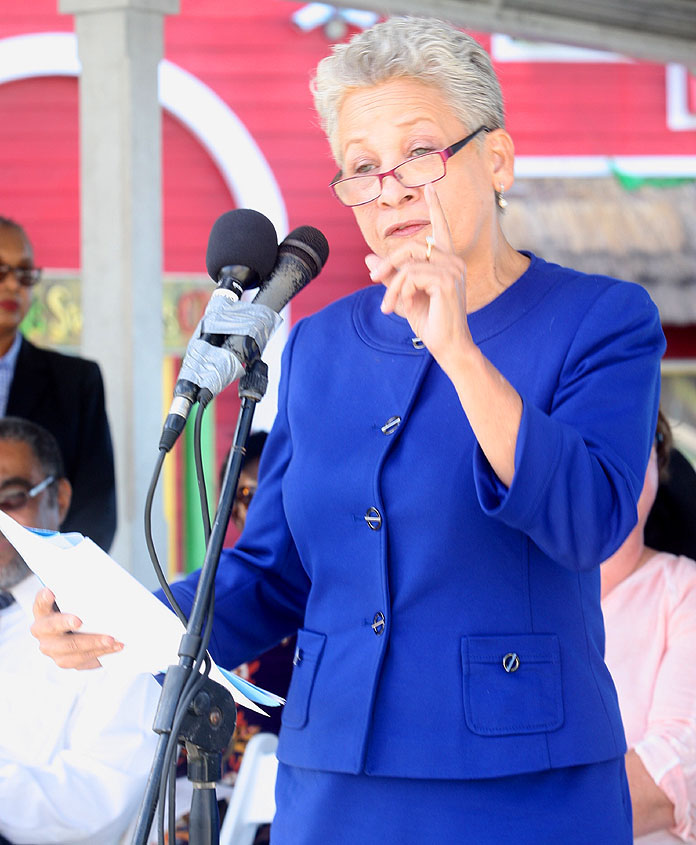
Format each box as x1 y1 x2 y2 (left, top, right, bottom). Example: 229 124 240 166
312 16 505 164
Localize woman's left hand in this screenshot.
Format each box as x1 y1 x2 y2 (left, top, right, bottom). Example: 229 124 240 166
365 183 473 372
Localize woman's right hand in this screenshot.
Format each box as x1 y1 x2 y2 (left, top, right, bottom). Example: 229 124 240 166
30 587 124 669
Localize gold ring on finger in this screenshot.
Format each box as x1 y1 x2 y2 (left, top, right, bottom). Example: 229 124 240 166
425 236 435 262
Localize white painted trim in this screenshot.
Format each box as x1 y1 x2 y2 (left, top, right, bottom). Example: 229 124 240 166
515 156 696 179
0 32 288 238
666 64 696 131
662 359 696 375
0 31 81 78
158 61 288 239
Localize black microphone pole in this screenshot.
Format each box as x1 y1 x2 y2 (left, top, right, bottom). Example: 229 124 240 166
159 209 278 453
132 359 269 845
133 223 330 844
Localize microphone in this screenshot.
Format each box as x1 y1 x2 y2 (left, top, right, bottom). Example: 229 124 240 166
210 224 330 388
252 225 330 312
158 223 329 452
205 208 278 298
204 225 330 394
159 209 278 452
199 208 278 352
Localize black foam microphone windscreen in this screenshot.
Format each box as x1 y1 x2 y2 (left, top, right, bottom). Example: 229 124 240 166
205 208 278 287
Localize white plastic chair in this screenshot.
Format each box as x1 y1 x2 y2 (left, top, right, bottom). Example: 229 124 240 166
219 732 279 845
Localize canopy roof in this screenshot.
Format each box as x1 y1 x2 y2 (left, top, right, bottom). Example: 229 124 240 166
503 177 696 324
330 0 696 66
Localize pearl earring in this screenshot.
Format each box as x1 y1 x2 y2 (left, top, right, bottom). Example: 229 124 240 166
497 184 508 209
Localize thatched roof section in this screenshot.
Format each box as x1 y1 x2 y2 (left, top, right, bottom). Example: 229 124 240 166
502 177 696 325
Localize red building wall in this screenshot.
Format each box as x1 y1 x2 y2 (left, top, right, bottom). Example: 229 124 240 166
1 1 694 565
3 0 695 303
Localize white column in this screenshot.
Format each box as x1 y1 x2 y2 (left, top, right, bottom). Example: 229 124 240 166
59 0 179 587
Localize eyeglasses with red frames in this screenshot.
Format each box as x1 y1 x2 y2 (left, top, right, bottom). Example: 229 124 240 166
0 263 42 288
0 475 55 512
330 125 491 207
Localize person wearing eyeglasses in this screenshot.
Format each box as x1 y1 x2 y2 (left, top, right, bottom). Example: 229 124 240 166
0 217 116 551
0 416 160 845
31 17 665 843
229 430 266 535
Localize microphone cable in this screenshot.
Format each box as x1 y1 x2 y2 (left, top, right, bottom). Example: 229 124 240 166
144 413 219 844
141 214 330 844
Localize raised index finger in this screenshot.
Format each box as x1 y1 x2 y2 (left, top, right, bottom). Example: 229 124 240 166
425 183 455 253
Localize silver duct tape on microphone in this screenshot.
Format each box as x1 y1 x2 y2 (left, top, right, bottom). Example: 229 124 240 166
177 296 282 398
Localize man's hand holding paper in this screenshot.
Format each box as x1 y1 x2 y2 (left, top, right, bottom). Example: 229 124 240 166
0 509 279 713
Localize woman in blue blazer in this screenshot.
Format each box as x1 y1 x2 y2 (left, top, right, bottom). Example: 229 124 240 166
34 17 664 843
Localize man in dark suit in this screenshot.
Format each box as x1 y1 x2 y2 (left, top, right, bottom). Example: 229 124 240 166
0 216 116 550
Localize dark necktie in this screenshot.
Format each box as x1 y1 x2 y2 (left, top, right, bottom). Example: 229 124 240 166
0 590 15 610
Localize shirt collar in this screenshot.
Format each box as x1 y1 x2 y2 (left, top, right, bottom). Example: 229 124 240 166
0 332 23 371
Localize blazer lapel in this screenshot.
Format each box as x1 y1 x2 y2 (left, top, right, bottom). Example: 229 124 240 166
6 336 50 419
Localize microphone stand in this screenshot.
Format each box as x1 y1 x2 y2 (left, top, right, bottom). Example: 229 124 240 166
132 358 269 845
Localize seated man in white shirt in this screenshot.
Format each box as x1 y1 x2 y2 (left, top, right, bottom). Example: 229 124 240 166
0 416 161 845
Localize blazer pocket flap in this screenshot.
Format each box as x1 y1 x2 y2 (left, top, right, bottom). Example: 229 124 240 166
462 634 563 736
281 629 326 729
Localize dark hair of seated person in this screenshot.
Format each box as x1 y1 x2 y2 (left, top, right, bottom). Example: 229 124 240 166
644 411 696 560
218 430 269 490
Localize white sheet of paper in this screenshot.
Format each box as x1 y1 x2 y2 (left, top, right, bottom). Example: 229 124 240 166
0 510 265 713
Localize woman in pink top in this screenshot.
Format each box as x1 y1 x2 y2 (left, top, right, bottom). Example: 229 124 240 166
602 411 696 843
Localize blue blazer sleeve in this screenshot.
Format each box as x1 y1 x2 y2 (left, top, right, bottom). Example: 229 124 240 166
169 323 310 669
474 281 665 570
